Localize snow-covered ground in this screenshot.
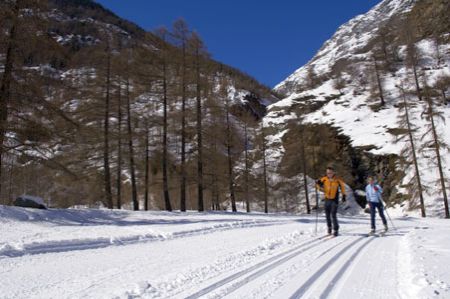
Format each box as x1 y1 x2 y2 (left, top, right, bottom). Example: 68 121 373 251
1 205 449 298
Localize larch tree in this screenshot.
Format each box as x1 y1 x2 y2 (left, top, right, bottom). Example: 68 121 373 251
144 119 151 211
0 0 55 199
102 39 114 209
433 75 450 106
190 31 209 212
172 19 191 212
403 19 423 102
241 113 256 213
260 122 269 214
115 72 123 209
396 83 426 217
155 27 173 212
299 124 311 214
372 55 385 106
124 48 139 211
421 79 449 218
222 80 237 212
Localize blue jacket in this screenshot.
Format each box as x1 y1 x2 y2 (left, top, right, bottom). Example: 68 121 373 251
366 184 383 203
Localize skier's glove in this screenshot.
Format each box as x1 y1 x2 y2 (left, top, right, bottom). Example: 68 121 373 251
316 180 324 187
342 195 346 203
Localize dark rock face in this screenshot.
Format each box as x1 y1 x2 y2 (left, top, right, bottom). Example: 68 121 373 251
280 122 404 206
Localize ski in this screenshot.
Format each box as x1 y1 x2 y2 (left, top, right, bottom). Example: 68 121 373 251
365 230 387 237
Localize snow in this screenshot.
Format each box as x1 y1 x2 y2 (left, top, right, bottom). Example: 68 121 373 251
1 205 449 298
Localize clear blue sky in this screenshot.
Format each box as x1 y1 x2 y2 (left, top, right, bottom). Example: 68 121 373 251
95 0 381 87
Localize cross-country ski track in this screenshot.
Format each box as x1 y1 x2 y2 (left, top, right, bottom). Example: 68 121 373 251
1 206 449 298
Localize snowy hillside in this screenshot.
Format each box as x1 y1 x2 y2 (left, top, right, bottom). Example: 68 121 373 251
1 205 450 298
266 0 450 216
274 0 418 95
0 0 278 210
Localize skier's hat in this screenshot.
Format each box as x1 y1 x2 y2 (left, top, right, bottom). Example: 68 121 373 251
326 164 336 171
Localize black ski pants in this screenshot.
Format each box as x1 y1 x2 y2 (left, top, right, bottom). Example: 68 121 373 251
325 200 339 232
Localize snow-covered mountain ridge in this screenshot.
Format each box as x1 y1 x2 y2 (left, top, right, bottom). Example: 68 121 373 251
266 0 450 216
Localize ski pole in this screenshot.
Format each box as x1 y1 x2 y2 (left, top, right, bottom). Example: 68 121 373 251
314 185 319 235
378 175 397 230
381 199 397 231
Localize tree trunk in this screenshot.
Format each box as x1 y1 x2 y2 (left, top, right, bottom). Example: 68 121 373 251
313 148 320 210
0 3 19 201
180 42 187 212
144 125 150 211
244 122 250 213
7 159 15 205
401 86 425 217
300 128 311 214
374 59 385 106
226 98 237 212
195 47 204 212
162 56 172 212
261 125 268 214
211 140 219 211
412 64 422 101
116 83 122 209
441 89 448 106
425 93 449 218
125 73 139 211
103 45 113 209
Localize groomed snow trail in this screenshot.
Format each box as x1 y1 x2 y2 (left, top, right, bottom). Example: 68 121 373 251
1 206 449 299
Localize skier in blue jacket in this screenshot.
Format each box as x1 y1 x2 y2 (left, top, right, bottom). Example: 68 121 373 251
366 176 388 234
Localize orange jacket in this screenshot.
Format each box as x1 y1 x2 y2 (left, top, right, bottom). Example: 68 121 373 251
317 176 346 200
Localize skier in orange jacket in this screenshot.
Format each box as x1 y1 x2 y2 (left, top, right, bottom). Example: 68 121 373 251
316 165 347 236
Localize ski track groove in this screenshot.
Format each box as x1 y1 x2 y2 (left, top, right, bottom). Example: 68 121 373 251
183 236 327 299
318 236 377 298
288 236 367 299
0 219 288 259
182 227 363 299
217 237 351 299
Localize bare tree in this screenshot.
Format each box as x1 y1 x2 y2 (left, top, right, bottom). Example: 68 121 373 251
0 0 55 200
300 125 311 214
242 116 255 213
116 78 123 209
306 65 318 89
172 19 191 212
0 1 20 198
102 41 113 209
223 84 237 212
434 75 450 106
125 51 139 211
190 32 208 212
333 72 346 95
372 56 385 106
155 28 172 212
422 81 449 218
397 83 425 217
261 123 269 214
403 20 423 102
144 122 150 211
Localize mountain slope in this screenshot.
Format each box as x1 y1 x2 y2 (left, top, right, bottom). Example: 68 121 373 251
0 0 278 209
265 0 450 216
